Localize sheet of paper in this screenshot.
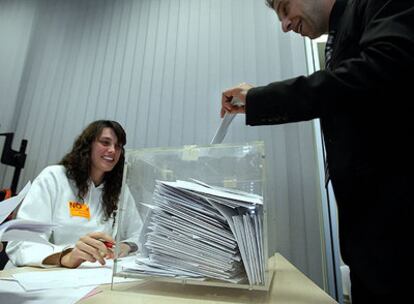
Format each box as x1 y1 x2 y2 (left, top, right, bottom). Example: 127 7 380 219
191 178 263 201
0 181 31 223
161 180 263 205
122 257 203 278
12 263 137 291
210 96 244 144
0 219 56 243
210 113 236 144
232 215 252 283
0 182 54 243
0 279 97 304
1 229 50 245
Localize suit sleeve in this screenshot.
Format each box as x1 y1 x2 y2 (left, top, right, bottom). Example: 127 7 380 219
246 0 414 126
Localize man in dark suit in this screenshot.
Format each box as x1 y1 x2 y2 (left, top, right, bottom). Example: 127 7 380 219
221 0 414 302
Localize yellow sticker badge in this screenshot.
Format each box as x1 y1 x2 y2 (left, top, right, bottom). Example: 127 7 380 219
69 201 90 220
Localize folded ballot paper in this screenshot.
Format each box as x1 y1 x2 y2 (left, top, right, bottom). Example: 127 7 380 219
121 179 265 286
210 96 244 145
0 182 56 244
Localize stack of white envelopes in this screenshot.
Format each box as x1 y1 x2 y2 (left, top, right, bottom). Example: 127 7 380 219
123 179 265 285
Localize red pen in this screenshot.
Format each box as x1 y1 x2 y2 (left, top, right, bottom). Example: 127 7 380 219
103 241 114 249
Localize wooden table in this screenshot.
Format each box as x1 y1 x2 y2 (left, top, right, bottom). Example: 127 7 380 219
84 253 337 304
1 253 337 303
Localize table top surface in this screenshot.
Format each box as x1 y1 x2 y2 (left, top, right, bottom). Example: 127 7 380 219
1 253 337 304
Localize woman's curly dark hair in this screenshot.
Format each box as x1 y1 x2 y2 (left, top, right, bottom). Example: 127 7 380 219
60 120 126 220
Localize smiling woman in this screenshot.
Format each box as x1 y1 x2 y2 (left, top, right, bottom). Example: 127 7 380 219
61 121 127 221
90 128 123 186
5 120 142 269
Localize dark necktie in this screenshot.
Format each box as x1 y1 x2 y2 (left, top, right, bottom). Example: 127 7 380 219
325 30 336 69
323 30 336 187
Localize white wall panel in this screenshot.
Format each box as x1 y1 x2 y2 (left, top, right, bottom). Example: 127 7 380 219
0 0 37 185
0 0 328 290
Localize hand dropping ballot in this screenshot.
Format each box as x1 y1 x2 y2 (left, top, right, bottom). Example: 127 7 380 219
211 97 244 144
0 182 56 244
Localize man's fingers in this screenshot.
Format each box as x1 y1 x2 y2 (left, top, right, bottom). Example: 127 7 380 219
221 92 233 108
220 83 253 117
221 88 239 117
220 107 225 118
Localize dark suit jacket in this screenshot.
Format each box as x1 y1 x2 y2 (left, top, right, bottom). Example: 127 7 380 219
246 0 414 292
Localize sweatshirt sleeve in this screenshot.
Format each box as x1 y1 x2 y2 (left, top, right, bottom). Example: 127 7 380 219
118 186 142 251
6 167 69 267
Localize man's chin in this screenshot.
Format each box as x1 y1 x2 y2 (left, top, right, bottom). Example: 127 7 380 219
309 33 323 39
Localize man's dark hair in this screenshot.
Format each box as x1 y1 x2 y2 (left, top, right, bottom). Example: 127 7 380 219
60 120 126 220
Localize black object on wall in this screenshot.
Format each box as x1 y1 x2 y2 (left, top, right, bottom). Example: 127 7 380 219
0 133 28 195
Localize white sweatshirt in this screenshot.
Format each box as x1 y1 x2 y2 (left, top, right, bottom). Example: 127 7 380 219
6 165 142 267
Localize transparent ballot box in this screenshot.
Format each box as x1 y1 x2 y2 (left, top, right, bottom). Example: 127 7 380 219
112 141 273 291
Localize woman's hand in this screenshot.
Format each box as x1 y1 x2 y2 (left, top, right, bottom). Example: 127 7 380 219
60 231 115 268
117 243 131 258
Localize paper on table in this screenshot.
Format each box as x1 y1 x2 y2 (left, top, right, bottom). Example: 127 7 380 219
0 279 97 304
0 181 31 223
12 260 138 291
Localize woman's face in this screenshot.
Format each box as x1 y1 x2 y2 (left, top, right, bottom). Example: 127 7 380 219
90 127 122 182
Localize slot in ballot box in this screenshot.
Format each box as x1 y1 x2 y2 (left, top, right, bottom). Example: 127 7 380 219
112 141 273 291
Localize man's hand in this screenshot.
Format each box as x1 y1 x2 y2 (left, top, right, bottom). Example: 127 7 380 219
60 232 115 268
221 82 254 118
